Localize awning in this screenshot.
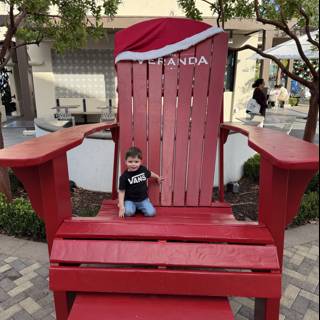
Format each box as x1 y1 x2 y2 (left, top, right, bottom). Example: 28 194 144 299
250 30 319 60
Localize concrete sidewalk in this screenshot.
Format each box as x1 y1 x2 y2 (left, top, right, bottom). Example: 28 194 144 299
0 224 319 320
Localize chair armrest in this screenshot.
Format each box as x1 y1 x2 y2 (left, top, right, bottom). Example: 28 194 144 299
221 123 319 170
0 121 118 168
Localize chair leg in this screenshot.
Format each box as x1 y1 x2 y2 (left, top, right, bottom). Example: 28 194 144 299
54 292 70 320
254 298 281 320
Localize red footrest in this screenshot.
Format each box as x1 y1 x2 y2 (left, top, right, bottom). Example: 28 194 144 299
68 294 234 320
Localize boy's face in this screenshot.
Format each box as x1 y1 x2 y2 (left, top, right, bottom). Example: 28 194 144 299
125 156 142 172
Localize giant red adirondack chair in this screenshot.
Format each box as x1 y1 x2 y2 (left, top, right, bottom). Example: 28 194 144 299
0 18 319 320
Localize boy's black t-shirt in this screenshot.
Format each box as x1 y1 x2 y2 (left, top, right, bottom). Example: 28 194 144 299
119 166 151 202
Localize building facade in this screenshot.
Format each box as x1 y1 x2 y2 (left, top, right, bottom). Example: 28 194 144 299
1 1 276 122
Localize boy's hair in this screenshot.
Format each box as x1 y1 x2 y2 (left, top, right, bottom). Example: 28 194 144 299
125 147 143 160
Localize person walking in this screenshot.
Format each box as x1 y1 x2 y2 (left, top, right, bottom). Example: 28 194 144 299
277 84 289 108
252 78 268 117
268 85 280 109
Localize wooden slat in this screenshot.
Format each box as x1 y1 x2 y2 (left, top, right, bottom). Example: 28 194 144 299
100 199 232 210
133 62 148 158
186 38 213 206
117 62 133 170
68 216 256 226
50 267 282 298
200 33 228 205
97 203 235 223
69 294 234 320
51 239 279 270
99 203 233 217
173 48 195 206
57 220 274 244
161 54 179 205
148 62 163 205
99 206 233 217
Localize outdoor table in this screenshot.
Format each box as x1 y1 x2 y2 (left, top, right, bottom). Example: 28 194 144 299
52 105 80 115
97 106 115 121
71 111 103 124
52 105 79 126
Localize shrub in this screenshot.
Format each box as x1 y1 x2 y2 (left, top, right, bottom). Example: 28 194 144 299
289 96 299 106
8 169 24 194
0 194 46 241
293 192 319 226
306 172 319 194
243 154 261 182
75 208 99 217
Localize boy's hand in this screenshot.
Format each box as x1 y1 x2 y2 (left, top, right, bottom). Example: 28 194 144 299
118 205 125 218
157 176 164 184
151 172 164 184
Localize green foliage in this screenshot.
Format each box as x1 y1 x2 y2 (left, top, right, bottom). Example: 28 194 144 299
1 0 121 55
243 156 318 225
8 169 24 194
177 0 203 20
103 0 122 17
293 60 319 82
294 172 319 225
75 208 99 217
289 96 300 106
0 193 46 241
293 191 319 225
177 0 319 30
306 172 319 194
243 154 261 182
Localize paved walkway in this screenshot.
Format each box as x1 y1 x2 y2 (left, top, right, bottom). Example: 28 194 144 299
2 128 34 148
0 224 318 320
234 104 319 145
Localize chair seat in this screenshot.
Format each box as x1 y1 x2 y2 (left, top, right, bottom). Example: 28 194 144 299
98 199 234 222
57 200 274 245
52 201 282 299
68 294 234 320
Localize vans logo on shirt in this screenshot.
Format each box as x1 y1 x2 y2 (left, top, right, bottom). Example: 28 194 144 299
128 173 147 185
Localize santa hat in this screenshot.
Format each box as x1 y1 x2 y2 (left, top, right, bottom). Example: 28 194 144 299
114 18 224 63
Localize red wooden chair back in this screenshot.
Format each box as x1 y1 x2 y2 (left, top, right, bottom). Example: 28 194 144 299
117 32 228 207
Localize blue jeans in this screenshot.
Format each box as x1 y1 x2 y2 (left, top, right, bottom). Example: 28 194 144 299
124 198 156 217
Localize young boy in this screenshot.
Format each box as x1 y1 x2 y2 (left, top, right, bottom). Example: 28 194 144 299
118 147 162 218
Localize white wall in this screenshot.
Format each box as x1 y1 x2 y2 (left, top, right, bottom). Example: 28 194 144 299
117 0 212 17
28 42 56 119
223 92 233 121
36 125 256 192
35 125 115 191
214 133 257 185
230 34 259 119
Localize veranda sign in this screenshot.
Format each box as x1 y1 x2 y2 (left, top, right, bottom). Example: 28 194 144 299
139 56 209 66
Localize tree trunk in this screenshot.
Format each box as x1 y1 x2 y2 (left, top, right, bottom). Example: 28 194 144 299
303 82 319 143
0 112 12 201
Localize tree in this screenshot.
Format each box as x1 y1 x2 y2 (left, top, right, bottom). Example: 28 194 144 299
178 0 319 143
0 0 121 198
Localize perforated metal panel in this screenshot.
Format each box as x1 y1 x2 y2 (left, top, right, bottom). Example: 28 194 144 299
52 49 115 99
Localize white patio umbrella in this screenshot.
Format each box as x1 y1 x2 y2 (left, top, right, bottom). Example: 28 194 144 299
250 30 319 60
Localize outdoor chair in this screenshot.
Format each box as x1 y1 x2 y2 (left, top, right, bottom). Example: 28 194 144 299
0 18 318 320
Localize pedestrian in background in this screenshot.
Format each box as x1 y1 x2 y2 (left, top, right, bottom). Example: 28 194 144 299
277 84 289 108
252 78 268 116
268 85 280 108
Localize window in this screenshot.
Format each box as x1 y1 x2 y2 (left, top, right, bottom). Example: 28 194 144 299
224 50 237 92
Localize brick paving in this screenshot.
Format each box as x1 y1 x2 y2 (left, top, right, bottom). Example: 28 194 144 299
0 239 319 319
